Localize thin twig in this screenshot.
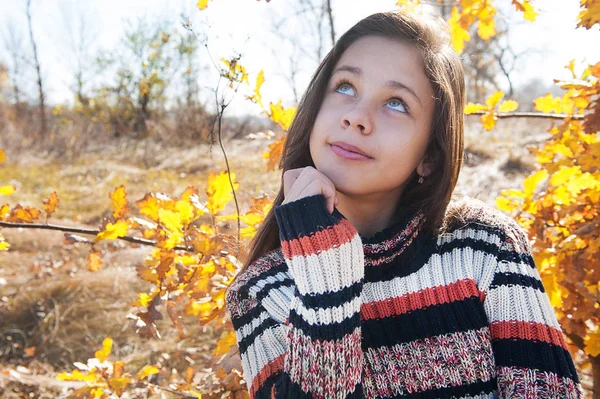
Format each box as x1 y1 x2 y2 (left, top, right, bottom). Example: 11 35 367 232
467 111 585 120
0 221 193 252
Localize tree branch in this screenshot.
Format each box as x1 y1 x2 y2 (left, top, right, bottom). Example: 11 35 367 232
0 221 193 252
467 111 585 120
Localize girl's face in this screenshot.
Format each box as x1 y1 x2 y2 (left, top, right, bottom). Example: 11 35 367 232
309 35 436 201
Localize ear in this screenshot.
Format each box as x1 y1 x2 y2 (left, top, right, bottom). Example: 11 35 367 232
416 155 432 177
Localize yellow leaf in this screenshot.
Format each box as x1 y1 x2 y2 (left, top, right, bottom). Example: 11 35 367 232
464 102 488 114
206 171 239 214
481 112 497 131
158 208 183 233
566 171 600 195
485 91 504 108
110 185 129 220
136 193 161 222
136 365 160 380
495 196 518 212
577 0 600 29
95 220 129 242
0 239 10 251
477 18 495 40
499 188 526 199
175 199 196 225
197 0 209 10
552 185 574 206
523 169 548 197
584 330 600 357
134 292 152 307
113 361 125 378
539 260 563 308
108 377 131 396
565 59 577 79
396 0 422 12
7 205 41 223
269 101 296 131
498 100 518 112
520 0 539 21
95 337 112 362
88 250 103 272
253 69 265 105
0 184 15 196
56 370 87 381
549 166 580 187
448 6 470 54
0 149 6 163
263 135 286 172
213 330 237 356
534 93 560 113
43 191 59 217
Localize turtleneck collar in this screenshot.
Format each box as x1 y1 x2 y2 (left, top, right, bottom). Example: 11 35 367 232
332 204 427 266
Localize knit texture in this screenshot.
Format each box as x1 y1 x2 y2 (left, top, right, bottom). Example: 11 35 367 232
225 194 583 398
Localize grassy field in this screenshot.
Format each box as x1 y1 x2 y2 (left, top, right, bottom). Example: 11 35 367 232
2 117 586 397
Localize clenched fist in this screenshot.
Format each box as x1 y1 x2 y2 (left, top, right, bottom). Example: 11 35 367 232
282 166 339 214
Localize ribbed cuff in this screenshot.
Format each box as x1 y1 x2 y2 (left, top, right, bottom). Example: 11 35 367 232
274 194 340 242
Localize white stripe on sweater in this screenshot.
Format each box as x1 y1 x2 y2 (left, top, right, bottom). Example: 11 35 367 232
484 284 562 329
289 293 361 325
286 233 364 296
363 248 498 305
238 322 287 387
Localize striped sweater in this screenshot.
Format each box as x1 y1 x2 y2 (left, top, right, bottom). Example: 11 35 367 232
225 193 582 398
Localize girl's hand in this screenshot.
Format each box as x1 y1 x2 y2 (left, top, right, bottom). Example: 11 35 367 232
282 166 339 213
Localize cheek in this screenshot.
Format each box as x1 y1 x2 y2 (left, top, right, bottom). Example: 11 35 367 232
310 111 332 143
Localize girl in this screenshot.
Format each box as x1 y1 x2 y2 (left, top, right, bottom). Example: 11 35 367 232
225 10 582 399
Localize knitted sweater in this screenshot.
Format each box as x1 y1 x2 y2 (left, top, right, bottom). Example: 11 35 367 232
225 193 582 398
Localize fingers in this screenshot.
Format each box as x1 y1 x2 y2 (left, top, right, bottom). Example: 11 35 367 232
283 167 338 213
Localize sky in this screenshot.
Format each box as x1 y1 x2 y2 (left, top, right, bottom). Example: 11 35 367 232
1 0 599 117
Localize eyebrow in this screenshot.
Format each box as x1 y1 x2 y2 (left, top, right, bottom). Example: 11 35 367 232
331 65 422 107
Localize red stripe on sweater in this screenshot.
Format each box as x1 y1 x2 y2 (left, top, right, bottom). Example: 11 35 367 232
361 279 480 320
280 218 357 259
251 353 284 398
489 320 569 350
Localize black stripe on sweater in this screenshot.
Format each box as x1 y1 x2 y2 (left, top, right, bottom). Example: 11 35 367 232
273 372 363 398
274 194 342 242
492 339 580 382
230 296 268 330
253 279 295 302
237 315 282 354
295 279 362 309
382 376 498 398
489 271 545 292
287 308 361 341
362 296 489 349
286 294 487 345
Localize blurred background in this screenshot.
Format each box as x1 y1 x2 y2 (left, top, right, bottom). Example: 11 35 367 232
0 0 599 397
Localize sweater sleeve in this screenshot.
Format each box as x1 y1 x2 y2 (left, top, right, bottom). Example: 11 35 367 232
225 194 364 398
481 226 583 398
272 193 364 398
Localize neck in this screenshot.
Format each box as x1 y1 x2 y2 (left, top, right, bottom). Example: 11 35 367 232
334 189 406 239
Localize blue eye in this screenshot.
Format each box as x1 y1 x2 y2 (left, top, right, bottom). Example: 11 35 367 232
336 83 354 95
387 98 408 113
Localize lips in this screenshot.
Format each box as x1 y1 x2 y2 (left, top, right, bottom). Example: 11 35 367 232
329 141 372 158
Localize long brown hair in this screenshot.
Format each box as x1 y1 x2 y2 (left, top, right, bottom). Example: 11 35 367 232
231 10 466 289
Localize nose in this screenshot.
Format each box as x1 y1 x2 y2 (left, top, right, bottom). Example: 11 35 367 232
341 105 373 135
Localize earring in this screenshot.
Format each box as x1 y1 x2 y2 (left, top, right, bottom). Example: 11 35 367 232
418 174 424 184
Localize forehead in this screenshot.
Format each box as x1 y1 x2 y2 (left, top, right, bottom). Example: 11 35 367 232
335 35 427 82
